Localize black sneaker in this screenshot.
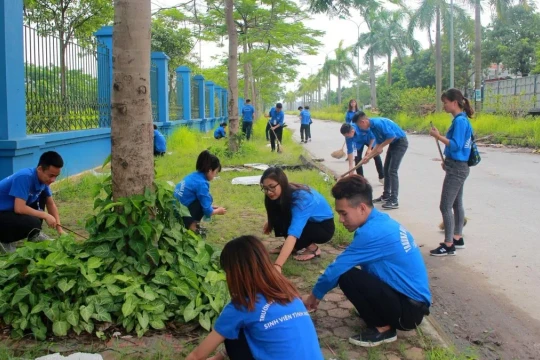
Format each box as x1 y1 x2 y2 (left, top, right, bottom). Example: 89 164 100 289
349 328 397 347
382 201 399 209
430 243 456 256
373 195 389 203
453 238 465 249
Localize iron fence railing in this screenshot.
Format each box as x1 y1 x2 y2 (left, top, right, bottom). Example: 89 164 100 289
170 76 183 121
150 62 158 122
191 80 199 119
24 25 110 133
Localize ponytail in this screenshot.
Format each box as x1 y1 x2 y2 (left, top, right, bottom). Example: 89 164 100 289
462 97 474 118
196 150 221 173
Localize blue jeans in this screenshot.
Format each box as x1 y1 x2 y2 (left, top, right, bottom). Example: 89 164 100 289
382 137 408 202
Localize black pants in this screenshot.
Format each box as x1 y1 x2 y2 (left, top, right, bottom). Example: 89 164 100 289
214 135 225 140
265 123 271 141
242 122 253 140
0 193 47 243
225 329 255 360
154 151 165 157
269 127 283 152
181 200 205 229
338 268 429 331
355 146 384 179
272 216 335 250
300 124 311 141
382 137 408 202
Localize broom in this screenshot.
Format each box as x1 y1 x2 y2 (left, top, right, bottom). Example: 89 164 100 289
331 141 346 159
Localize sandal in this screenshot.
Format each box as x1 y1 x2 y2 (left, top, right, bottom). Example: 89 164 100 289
294 246 321 261
269 244 284 254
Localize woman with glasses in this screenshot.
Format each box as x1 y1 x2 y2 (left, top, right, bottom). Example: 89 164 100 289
260 167 335 268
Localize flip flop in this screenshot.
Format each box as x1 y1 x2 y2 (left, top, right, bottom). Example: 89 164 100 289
294 246 321 262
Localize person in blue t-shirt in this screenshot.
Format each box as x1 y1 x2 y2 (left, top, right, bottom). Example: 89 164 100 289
153 124 167 156
174 150 226 234
264 103 284 152
340 122 384 183
355 111 408 209
303 175 431 348
0 151 65 253
429 88 474 256
241 99 256 140
214 123 227 139
345 99 359 124
187 235 323 360
260 167 335 266
299 106 312 143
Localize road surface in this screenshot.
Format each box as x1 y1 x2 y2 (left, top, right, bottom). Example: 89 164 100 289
287 115 540 359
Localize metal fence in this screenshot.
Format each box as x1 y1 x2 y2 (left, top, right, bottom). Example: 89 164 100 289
169 76 183 121
215 91 221 118
484 76 540 112
204 86 210 118
23 25 110 134
191 80 200 119
150 62 158 122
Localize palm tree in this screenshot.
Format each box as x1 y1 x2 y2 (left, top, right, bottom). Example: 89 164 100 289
321 57 337 106
333 40 357 105
284 90 297 110
357 12 384 109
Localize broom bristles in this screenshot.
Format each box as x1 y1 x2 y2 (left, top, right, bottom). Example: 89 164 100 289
331 149 346 159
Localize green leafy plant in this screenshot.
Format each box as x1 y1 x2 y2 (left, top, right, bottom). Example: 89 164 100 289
0 179 228 340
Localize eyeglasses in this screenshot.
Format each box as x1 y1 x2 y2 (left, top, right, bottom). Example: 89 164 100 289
261 183 280 193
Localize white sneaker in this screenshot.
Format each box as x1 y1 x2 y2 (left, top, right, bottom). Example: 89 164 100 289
30 232 52 242
379 178 384 185
0 242 16 254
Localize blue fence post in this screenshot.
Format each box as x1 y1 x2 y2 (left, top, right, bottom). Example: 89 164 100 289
0 0 25 141
176 66 191 121
151 52 170 124
94 26 113 127
206 81 215 129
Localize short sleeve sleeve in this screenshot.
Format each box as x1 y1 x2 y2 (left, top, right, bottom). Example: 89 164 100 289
214 302 245 340
9 175 32 201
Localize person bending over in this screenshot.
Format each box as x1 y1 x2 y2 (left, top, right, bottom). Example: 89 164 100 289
303 175 431 347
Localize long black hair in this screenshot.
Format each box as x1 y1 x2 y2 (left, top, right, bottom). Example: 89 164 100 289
348 99 359 112
441 88 474 118
196 150 221 173
260 167 309 233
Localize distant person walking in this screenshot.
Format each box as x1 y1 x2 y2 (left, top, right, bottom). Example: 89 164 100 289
429 89 474 257
354 112 408 210
300 106 312 143
241 99 256 140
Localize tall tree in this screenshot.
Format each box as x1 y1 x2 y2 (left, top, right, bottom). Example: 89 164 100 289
24 0 113 99
225 0 239 152
111 0 153 198
333 40 357 104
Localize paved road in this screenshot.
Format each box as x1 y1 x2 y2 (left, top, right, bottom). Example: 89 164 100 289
287 115 540 359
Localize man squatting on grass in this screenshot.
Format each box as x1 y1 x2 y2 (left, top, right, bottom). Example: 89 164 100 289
303 175 431 347
0 151 65 253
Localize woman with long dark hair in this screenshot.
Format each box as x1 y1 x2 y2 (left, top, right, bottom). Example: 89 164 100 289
429 89 474 256
174 150 227 233
186 236 323 360
261 167 335 267
345 99 359 124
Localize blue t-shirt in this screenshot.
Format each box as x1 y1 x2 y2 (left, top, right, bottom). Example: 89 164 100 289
313 208 431 306
345 124 375 155
174 171 213 217
0 168 52 211
444 112 473 161
214 295 323 360
288 188 334 239
369 117 406 144
242 104 256 122
300 110 311 125
269 107 284 127
214 126 226 138
153 129 167 153
345 110 356 124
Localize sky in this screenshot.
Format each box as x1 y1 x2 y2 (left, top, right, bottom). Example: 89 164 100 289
150 0 537 95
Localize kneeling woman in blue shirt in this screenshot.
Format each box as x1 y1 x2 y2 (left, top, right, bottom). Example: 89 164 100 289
260 167 335 266
186 235 323 360
174 150 227 232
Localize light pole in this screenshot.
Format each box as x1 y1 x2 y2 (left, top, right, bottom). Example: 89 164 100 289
450 0 454 88
339 16 364 102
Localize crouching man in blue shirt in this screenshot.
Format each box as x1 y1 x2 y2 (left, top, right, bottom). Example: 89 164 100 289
153 124 167 156
303 175 431 348
214 123 227 139
0 151 65 253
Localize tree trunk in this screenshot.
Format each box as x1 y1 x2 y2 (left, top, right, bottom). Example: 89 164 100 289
369 53 377 109
337 70 342 105
435 6 442 112
474 0 482 111
318 84 321 109
327 77 331 106
248 63 255 102
225 0 239 152
387 53 392 85
111 0 153 199
242 38 249 100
